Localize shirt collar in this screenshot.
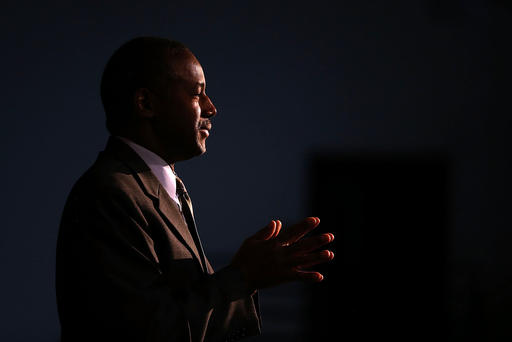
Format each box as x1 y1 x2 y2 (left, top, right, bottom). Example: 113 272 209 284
117 136 181 207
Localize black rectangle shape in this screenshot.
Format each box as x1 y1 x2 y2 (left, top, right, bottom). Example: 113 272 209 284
307 153 451 341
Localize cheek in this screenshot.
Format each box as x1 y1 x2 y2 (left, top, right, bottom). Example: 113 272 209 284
189 104 202 126
192 102 201 117
170 102 200 127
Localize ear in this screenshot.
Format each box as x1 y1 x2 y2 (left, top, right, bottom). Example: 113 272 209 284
133 88 156 119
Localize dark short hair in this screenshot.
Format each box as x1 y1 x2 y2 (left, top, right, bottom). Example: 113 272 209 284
100 36 189 135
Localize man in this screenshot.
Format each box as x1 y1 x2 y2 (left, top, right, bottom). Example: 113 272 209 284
56 36 334 342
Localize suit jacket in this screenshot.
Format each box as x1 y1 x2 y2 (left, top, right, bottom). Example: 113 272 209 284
56 136 261 342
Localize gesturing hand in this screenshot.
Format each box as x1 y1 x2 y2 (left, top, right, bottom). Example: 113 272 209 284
231 217 334 290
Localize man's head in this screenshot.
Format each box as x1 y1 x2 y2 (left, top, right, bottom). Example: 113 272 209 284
100 36 217 163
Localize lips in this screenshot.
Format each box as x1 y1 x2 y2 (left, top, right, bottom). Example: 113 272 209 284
198 121 211 139
199 121 212 132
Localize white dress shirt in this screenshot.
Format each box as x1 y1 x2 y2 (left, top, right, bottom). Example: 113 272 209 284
117 137 181 210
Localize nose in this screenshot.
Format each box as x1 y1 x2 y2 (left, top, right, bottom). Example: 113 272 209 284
201 94 217 118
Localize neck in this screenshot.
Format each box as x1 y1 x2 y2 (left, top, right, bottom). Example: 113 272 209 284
118 130 176 170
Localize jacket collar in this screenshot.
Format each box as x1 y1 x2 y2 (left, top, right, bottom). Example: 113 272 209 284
103 136 160 199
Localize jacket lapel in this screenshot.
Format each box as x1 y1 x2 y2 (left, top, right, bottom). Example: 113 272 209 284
156 188 206 272
103 136 206 271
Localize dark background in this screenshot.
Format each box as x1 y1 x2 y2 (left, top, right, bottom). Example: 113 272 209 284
1 0 511 341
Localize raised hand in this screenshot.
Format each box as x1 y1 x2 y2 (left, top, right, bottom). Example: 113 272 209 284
231 217 334 290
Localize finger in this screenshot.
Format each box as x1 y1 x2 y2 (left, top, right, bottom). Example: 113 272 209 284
289 233 334 255
295 270 324 282
271 220 282 239
251 220 276 241
291 250 334 268
278 217 320 245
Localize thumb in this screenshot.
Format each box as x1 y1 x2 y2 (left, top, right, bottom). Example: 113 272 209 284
250 220 276 241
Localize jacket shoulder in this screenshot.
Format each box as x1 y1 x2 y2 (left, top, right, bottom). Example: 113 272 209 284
73 152 141 197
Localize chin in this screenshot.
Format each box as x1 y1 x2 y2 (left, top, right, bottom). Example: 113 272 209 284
196 138 207 155
196 145 207 156
175 143 206 162
190 142 207 158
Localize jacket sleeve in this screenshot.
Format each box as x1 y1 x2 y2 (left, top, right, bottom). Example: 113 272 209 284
56 183 261 342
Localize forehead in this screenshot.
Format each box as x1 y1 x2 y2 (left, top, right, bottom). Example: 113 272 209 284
166 50 205 85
